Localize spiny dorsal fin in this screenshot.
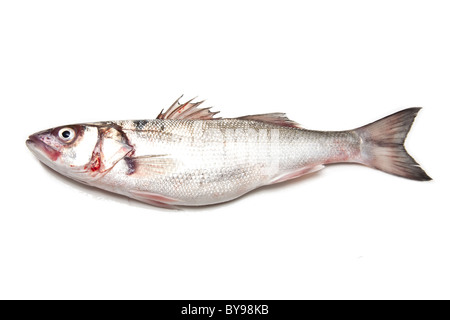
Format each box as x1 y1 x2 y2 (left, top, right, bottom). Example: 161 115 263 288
157 95 221 120
236 113 302 128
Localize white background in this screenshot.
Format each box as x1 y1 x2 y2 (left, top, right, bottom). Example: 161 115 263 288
0 1 449 299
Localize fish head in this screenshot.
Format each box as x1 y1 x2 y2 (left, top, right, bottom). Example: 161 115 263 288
27 123 135 183
26 124 101 181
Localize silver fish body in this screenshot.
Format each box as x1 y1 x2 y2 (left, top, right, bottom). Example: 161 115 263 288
26 97 431 208
99 119 359 205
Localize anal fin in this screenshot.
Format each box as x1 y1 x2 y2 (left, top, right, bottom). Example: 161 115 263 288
269 165 324 184
130 189 180 209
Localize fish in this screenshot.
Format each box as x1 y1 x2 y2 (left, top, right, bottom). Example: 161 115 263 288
26 96 431 208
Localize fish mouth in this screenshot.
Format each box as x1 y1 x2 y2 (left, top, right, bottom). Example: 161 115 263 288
26 134 61 161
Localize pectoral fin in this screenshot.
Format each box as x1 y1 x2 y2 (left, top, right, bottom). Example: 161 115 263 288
126 155 178 176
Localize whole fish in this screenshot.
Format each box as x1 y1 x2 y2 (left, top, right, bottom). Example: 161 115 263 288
26 96 431 208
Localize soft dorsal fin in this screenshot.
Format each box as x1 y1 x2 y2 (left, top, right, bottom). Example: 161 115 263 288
157 95 220 120
236 113 302 128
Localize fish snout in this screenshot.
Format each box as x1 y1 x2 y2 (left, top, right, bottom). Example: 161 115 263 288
26 130 61 161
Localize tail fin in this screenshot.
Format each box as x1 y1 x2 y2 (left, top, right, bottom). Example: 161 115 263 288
356 108 431 181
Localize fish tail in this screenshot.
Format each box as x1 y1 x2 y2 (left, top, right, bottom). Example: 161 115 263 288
355 108 431 181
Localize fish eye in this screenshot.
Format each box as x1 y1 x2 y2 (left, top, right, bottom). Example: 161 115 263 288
58 127 76 142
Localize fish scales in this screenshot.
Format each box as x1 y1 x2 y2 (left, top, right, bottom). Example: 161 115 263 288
26 97 431 208
98 119 358 205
